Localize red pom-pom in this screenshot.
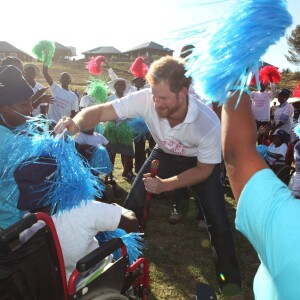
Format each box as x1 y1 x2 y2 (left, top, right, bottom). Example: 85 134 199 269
86 56 106 75
292 81 300 97
250 75 257 86
259 66 282 84
130 57 148 78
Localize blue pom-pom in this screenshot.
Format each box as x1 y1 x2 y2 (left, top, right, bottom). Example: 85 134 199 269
90 146 113 175
0 117 104 214
175 0 292 104
128 117 149 142
96 228 144 265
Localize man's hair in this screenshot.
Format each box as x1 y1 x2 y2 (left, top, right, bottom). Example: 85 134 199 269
145 56 192 94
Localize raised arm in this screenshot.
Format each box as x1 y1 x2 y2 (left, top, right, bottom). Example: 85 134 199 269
221 92 268 200
42 64 54 86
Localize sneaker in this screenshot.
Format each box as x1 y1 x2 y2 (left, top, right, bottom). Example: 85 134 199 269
168 210 183 224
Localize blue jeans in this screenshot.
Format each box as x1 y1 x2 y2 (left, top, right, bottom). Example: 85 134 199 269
124 148 241 289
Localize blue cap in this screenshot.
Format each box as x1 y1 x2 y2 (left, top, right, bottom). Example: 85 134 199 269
0 65 34 106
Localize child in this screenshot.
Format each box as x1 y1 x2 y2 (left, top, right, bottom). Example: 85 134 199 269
267 129 290 168
14 157 138 280
74 128 112 176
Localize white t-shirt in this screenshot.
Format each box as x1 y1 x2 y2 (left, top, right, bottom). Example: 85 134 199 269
80 95 97 108
251 83 277 122
48 83 79 122
274 102 294 135
267 143 288 165
52 201 122 280
74 132 109 147
112 88 221 163
32 81 47 117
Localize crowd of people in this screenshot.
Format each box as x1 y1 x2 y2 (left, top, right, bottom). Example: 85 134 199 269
1 37 300 298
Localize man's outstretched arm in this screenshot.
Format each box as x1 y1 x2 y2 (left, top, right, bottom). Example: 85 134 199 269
221 92 268 201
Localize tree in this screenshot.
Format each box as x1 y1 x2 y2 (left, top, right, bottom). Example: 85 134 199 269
285 25 300 66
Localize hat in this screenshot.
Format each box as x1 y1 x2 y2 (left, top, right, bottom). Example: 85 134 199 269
278 88 291 99
14 157 57 211
108 78 131 94
0 65 34 106
23 63 40 78
272 129 290 143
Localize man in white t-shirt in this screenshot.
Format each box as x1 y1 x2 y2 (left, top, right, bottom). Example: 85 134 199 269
251 81 277 129
43 64 78 123
57 56 241 295
273 88 294 135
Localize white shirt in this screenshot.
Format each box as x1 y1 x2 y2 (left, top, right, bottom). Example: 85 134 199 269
274 102 294 134
80 95 96 108
112 88 221 163
74 132 109 147
267 143 288 165
31 81 47 117
48 83 79 122
251 83 277 122
52 201 122 280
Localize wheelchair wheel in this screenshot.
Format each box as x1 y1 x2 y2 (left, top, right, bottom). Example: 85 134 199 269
85 288 129 300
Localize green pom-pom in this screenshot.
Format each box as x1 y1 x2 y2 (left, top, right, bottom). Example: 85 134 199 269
116 121 134 145
32 40 56 66
104 121 117 144
104 121 134 145
86 77 109 103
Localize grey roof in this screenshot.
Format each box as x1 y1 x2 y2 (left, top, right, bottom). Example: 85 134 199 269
55 42 72 51
124 41 174 53
82 46 122 55
0 41 33 58
0 41 23 52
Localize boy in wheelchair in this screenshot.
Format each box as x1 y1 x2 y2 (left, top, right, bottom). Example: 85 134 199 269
0 157 149 300
14 157 138 281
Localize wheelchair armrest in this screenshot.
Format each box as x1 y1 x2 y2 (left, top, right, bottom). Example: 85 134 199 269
0 214 37 243
76 238 124 272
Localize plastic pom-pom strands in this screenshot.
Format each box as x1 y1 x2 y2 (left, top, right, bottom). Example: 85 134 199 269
175 0 292 105
32 40 56 66
0 118 104 215
86 56 106 75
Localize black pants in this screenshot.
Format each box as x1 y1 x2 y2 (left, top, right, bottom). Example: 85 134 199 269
124 148 241 289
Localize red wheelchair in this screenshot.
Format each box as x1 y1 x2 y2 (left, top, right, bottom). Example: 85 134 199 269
0 213 150 300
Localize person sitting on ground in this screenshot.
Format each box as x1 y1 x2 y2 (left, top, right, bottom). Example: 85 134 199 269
43 63 78 124
14 157 138 280
266 129 290 168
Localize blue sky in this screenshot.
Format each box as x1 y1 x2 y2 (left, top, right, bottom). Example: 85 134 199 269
1 0 299 70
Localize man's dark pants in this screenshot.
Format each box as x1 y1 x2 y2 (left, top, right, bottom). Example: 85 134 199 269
124 148 241 290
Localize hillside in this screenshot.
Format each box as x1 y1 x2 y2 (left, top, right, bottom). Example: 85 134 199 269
34 60 300 97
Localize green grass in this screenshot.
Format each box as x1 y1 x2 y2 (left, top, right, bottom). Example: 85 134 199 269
104 160 259 300
35 60 298 299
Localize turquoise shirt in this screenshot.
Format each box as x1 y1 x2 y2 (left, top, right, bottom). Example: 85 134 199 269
0 125 26 229
236 168 300 299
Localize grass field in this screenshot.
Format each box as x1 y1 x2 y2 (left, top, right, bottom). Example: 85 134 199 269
33 60 299 299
